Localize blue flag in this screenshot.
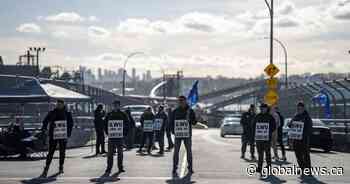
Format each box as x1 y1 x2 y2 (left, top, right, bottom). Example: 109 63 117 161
187 80 199 107
313 89 331 118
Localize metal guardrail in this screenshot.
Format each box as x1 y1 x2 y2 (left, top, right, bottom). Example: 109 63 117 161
320 119 350 134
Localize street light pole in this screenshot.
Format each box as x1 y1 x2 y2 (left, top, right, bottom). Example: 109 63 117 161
122 52 144 96
29 47 46 77
264 0 274 65
264 37 288 89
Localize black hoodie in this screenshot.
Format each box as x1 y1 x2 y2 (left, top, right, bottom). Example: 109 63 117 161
170 105 196 138
42 107 74 140
289 111 313 143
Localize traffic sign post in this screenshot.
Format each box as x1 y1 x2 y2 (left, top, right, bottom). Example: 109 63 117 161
264 89 279 106
264 63 280 77
264 64 280 106
266 78 278 89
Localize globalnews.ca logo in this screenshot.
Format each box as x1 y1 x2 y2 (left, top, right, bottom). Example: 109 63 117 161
246 164 344 178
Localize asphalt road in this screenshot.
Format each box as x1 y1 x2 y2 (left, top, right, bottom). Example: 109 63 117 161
0 129 349 184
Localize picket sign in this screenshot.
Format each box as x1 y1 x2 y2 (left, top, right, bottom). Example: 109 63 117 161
53 120 67 140
108 120 123 138
255 123 269 141
288 121 304 140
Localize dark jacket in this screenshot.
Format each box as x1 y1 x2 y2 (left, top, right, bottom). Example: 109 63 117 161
170 105 196 138
104 109 130 140
140 111 155 132
126 112 136 129
253 112 276 143
276 111 285 141
94 109 105 133
240 111 256 138
289 111 312 143
154 111 168 132
42 107 74 140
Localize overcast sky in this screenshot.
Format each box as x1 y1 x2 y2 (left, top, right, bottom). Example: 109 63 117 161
1 0 350 78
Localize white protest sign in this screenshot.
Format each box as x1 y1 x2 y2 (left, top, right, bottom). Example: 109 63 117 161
143 120 154 132
53 120 67 140
255 123 269 141
288 121 304 140
108 120 123 138
154 119 163 131
175 120 190 138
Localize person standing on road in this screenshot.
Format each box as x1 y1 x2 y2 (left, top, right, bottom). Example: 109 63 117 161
270 106 280 161
94 104 106 155
240 104 256 160
253 103 276 174
165 106 174 150
289 102 312 176
154 105 168 155
40 99 74 177
138 107 155 154
125 108 136 150
276 107 287 161
104 100 129 175
170 96 197 176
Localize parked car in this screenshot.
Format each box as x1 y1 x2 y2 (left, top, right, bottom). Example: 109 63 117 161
220 117 243 137
283 118 333 152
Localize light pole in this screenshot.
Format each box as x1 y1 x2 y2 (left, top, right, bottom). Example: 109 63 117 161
122 52 144 96
29 47 46 77
264 0 274 65
264 37 288 89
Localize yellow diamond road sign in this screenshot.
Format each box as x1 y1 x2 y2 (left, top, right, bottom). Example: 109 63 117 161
264 90 279 106
264 63 280 77
266 78 278 89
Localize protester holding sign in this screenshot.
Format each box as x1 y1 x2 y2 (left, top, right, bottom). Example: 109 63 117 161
103 100 129 175
138 107 155 154
253 103 276 175
40 99 74 178
170 96 196 176
154 105 168 155
289 102 313 176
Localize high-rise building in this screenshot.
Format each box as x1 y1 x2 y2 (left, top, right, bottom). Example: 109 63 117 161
98 68 102 80
132 68 136 81
146 70 152 81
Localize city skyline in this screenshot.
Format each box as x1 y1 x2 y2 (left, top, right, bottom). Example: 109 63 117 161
0 0 350 78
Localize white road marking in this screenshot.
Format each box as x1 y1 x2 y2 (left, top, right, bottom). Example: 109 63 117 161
180 149 187 177
0 176 172 181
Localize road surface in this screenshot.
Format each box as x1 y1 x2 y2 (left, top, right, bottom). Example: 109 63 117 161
0 129 349 184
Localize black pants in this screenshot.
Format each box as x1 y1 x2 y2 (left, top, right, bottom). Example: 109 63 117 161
166 128 174 148
45 139 67 170
241 134 255 157
95 131 105 153
278 138 286 157
126 127 135 149
106 139 124 172
256 141 271 172
173 138 192 171
140 132 153 152
293 140 311 171
155 131 165 152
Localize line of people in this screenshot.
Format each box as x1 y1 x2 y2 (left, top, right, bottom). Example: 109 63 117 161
39 95 197 178
240 102 312 177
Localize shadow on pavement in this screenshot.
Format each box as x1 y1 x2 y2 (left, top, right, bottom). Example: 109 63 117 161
166 173 196 184
260 175 287 184
89 173 120 184
310 149 337 155
272 160 292 166
21 172 61 184
83 154 106 159
0 156 45 162
300 175 327 184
